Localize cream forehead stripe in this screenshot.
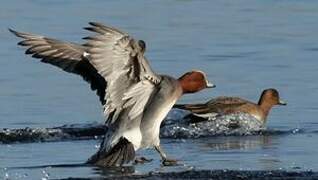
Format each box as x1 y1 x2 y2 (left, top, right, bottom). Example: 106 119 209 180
192 70 210 84
191 70 208 78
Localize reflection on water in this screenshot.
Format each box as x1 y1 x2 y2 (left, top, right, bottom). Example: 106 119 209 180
93 165 136 178
1 133 318 179
202 135 273 151
258 157 283 171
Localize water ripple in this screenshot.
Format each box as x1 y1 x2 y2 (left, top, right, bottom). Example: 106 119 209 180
0 123 106 144
0 113 306 144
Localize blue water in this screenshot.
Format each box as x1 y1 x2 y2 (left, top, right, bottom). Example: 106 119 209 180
1 0 318 179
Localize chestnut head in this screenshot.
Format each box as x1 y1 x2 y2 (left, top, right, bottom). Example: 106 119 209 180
178 70 215 94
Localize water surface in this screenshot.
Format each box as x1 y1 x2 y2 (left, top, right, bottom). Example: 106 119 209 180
1 0 318 179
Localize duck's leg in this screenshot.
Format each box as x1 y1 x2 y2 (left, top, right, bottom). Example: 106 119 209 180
155 145 178 166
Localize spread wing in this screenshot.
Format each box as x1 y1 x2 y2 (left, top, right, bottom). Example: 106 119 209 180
83 22 161 125
9 29 107 104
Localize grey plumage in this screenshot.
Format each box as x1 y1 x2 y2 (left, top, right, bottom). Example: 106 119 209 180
83 22 161 126
9 28 107 104
10 22 185 166
84 23 169 166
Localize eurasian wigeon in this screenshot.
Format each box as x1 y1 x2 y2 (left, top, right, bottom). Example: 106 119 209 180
10 22 215 166
174 88 286 124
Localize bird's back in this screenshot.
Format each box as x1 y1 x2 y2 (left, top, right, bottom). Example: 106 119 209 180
206 96 257 114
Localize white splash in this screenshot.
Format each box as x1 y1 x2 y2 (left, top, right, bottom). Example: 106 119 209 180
161 109 265 138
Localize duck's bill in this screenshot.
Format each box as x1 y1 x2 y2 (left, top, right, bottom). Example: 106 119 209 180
278 99 287 105
206 82 216 88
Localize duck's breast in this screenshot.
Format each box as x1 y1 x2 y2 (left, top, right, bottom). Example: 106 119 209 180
140 76 182 148
237 103 265 122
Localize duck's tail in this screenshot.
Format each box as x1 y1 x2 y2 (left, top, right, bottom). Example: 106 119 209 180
87 137 135 167
174 103 218 124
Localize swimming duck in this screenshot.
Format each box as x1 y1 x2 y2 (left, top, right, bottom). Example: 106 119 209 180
174 88 286 124
10 22 215 166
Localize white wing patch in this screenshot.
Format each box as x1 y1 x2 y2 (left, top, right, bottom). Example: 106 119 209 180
194 112 218 120
84 22 161 128
122 80 154 119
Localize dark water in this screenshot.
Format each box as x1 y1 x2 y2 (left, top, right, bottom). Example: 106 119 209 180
1 0 318 179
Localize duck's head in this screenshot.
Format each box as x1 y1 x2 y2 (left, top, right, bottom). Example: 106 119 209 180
258 88 287 107
178 70 215 94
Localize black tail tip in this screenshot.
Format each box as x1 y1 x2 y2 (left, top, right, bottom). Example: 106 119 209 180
87 137 135 167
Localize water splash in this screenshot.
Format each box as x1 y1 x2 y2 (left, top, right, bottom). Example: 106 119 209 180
0 123 106 144
0 110 305 143
161 111 265 138
1 168 9 180
41 169 50 180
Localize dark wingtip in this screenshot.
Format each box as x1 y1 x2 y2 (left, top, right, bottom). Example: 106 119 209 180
8 28 29 39
83 27 94 31
89 22 96 26
8 28 18 36
17 41 26 46
89 22 101 27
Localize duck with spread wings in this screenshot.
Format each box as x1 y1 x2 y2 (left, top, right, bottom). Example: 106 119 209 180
10 22 215 166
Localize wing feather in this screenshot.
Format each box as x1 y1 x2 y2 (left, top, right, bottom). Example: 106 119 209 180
84 22 161 125
10 28 107 104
